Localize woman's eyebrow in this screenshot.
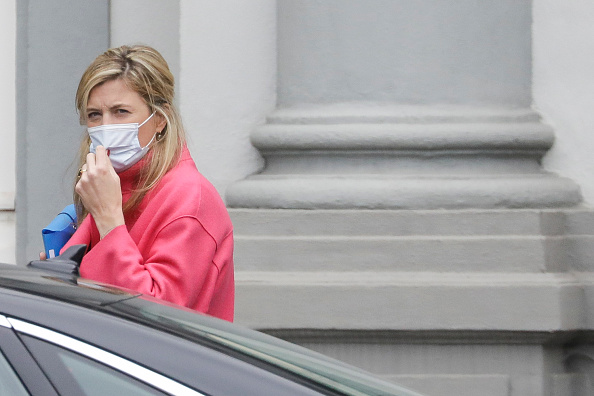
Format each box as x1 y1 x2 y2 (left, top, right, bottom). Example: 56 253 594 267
86 103 133 112
109 103 135 112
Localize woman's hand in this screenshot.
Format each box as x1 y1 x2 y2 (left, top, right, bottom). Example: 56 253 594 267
75 146 125 239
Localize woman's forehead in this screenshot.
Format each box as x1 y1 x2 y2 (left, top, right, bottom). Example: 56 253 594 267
88 79 144 107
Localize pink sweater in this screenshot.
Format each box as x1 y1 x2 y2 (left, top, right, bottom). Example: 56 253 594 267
63 147 234 321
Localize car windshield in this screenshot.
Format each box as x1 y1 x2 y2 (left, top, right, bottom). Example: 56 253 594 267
116 297 422 396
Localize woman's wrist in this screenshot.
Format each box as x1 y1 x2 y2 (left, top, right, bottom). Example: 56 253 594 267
99 224 123 240
96 213 125 240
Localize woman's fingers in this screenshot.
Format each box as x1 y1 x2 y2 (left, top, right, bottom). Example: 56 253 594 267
76 143 124 238
75 144 122 218
89 146 116 176
93 145 106 168
85 150 96 172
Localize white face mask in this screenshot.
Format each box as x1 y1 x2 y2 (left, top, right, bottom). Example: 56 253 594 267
88 112 156 173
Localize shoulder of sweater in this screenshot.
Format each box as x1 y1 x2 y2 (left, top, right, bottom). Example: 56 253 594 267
150 157 225 208
155 159 203 196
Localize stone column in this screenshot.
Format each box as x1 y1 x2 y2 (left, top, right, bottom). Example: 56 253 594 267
227 104 580 210
226 2 594 395
16 0 109 262
226 0 580 210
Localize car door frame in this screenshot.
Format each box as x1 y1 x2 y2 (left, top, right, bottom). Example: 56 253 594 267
0 322 59 395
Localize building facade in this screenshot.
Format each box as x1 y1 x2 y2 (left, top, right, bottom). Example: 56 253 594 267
7 1 594 395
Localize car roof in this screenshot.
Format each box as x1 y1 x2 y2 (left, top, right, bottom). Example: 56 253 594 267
0 262 424 396
0 262 141 307
0 262 339 364
0 263 331 396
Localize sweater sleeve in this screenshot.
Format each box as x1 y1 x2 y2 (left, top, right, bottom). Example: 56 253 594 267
79 216 222 311
61 215 94 254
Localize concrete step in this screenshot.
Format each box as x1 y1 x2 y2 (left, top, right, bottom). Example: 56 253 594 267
226 174 582 209
234 271 588 331
229 208 594 273
229 208 569 237
233 233 572 272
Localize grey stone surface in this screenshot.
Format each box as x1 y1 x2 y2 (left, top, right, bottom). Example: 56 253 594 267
235 271 584 330
110 0 180 84
230 209 579 273
16 0 109 262
261 334 571 396
232 206 594 396
277 0 532 106
230 208 569 236
267 104 542 124
228 3 593 388
226 106 582 210
234 1 593 394
227 175 582 209
232 207 594 332
234 236 560 272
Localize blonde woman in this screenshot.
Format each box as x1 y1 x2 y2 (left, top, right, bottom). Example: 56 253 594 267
62 45 234 321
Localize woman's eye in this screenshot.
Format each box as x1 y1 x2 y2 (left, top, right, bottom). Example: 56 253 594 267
87 112 100 119
116 108 130 115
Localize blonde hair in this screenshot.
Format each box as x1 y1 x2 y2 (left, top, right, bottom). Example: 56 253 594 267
74 44 186 223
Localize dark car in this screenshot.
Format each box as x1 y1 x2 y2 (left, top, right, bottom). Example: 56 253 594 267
0 247 423 396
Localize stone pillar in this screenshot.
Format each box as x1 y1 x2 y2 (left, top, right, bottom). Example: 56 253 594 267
16 0 109 262
110 0 180 83
227 2 594 395
226 0 579 210
178 0 275 196
227 104 580 210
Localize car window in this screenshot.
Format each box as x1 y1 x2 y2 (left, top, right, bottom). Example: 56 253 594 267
0 350 30 396
21 335 166 396
128 299 424 396
6 317 204 396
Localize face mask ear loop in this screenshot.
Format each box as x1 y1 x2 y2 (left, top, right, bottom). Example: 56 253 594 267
141 131 159 150
138 111 158 149
139 111 156 128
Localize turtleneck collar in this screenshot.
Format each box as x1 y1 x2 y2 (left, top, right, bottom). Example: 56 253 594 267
117 154 149 193
116 146 191 193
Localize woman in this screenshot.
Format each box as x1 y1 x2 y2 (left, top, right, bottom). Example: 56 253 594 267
61 45 234 322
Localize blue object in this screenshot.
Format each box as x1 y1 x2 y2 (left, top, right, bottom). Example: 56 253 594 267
42 204 77 259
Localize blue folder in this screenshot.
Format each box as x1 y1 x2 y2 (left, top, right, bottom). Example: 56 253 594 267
42 204 77 258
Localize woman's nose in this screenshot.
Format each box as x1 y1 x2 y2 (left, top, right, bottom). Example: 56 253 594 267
100 115 115 125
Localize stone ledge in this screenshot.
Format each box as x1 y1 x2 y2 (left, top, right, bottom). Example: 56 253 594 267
252 122 554 152
267 104 541 125
235 271 586 331
234 234 569 272
227 175 581 209
228 208 570 236
236 271 579 287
